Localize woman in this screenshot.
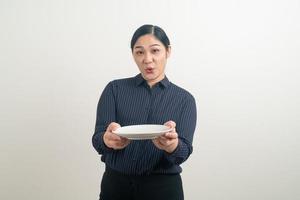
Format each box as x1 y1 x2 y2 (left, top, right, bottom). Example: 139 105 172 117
92 24 197 200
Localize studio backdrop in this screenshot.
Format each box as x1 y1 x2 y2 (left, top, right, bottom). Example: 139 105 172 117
0 0 299 199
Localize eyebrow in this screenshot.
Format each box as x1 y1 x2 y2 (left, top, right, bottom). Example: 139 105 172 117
134 44 161 49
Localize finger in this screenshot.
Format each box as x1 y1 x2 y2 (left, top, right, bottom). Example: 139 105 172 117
155 136 172 146
107 132 122 141
159 131 177 140
152 138 164 149
158 138 172 147
115 139 130 149
164 120 176 129
120 137 130 144
108 122 121 132
105 131 122 141
164 132 178 139
153 137 162 145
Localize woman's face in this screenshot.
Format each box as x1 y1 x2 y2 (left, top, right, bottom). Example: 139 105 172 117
132 34 171 87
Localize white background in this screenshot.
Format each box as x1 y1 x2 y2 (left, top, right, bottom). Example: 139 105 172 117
1 0 299 199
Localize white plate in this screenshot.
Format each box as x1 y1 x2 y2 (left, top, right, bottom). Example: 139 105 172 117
112 124 172 140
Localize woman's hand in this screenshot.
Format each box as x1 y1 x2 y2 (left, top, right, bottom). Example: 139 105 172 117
152 121 179 153
103 122 130 150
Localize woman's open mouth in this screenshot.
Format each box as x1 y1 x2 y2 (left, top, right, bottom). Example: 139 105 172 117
145 68 154 74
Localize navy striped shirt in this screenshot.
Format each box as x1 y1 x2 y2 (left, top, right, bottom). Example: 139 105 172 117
92 74 197 175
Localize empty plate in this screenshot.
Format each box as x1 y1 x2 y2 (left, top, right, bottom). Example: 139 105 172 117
112 124 172 140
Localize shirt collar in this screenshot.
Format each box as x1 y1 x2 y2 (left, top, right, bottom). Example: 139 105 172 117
134 73 170 88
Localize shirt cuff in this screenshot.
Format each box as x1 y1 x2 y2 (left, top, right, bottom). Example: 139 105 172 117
99 132 115 153
164 139 189 164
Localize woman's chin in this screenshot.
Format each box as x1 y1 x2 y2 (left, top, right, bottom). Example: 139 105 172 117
142 73 156 80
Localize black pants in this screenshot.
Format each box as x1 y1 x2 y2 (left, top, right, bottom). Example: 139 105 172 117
99 167 184 200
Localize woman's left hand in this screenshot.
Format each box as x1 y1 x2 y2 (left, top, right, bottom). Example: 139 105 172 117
152 121 178 153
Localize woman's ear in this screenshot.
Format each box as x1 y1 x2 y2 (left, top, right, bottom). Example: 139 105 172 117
166 45 171 58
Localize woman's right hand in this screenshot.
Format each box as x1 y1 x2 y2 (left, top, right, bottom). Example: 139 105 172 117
103 122 130 150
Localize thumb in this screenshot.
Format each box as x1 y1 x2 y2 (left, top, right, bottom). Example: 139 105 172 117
108 122 121 132
164 120 176 129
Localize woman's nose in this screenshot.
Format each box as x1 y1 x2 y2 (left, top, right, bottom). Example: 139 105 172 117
143 52 153 63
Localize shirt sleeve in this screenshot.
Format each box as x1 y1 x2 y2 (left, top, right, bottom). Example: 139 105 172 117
164 95 197 164
92 81 117 155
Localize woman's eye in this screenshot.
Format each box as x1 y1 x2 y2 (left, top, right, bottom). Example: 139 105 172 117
152 49 160 53
135 51 143 55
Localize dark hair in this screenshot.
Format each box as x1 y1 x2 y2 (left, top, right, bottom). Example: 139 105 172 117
130 24 170 51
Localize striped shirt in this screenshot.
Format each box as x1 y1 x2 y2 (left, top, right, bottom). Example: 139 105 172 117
92 74 197 175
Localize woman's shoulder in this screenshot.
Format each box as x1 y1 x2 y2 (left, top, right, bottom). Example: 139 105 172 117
169 82 195 101
109 76 137 87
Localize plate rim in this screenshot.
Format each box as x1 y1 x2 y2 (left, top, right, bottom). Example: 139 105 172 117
112 124 172 137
